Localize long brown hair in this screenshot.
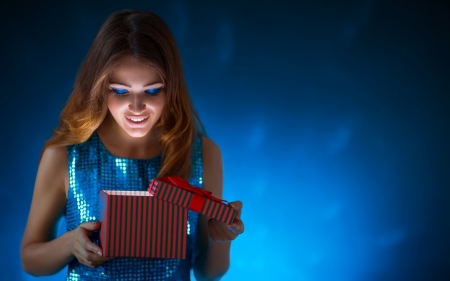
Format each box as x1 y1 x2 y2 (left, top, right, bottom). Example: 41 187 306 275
43 10 204 179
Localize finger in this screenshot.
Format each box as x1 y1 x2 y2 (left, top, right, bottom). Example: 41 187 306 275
75 243 102 261
228 219 244 235
74 246 89 262
79 221 101 231
81 237 104 257
85 252 114 263
229 201 243 218
208 219 221 241
77 250 113 267
209 219 236 241
229 201 243 211
74 224 104 256
208 220 223 241
79 236 103 256
81 257 108 268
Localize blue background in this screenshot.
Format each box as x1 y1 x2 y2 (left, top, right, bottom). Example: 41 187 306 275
1 0 449 280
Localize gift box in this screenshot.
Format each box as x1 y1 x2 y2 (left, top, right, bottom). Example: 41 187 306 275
149 176 237 225
99 190 187 258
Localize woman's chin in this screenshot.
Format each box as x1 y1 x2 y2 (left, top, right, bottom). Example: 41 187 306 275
122 128 151 138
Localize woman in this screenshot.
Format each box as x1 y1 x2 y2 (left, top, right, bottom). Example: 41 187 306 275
21 10 244 281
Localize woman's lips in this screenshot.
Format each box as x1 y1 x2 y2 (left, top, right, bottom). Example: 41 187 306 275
125 116 149 127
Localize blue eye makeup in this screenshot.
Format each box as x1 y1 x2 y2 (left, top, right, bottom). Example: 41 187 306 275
110 87 163 96
111 88 129 95
145 87 163 96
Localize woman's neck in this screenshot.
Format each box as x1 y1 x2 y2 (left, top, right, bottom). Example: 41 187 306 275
96 114 161 159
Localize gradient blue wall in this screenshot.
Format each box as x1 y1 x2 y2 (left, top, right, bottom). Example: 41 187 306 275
1 0 449 280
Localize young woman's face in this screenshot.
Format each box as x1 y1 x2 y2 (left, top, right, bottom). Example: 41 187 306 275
107 56 165 138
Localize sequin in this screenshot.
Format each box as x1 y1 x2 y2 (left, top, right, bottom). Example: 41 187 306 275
66 132 203 280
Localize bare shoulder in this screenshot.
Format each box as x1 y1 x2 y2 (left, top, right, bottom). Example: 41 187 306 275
22 145 68 248
41 145 68 164
38 145 68 195
202 136 222 158
201 136 223 198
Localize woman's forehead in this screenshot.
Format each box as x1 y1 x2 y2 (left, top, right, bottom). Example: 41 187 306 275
110 56 162 84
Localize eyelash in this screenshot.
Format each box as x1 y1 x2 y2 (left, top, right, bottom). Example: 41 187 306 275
110 87 163 96
145 88 162 96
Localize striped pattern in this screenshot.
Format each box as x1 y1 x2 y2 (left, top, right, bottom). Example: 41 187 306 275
150 180 237 225
99 190 187 259
105 190 150 196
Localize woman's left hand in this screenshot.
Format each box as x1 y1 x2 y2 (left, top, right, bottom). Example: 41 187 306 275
208 201 244 242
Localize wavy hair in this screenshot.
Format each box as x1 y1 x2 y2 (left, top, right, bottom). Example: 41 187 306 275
43 10 204 179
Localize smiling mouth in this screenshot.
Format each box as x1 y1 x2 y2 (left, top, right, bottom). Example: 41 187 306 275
126 116 149 123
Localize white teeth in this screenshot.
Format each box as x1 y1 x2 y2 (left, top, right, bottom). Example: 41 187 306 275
128 117 146 122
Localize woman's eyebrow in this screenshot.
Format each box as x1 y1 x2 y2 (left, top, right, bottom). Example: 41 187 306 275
109 81 131 87
109 81 163 87
144 82 163 87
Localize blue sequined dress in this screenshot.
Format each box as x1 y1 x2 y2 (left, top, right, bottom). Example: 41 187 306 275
65 132 203 281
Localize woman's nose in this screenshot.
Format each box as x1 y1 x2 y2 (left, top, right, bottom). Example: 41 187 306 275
129 95 146 113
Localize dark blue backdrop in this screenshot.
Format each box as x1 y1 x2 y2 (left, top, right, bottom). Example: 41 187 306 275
1 0 449 280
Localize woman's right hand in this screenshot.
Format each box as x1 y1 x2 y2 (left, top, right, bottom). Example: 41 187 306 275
70 221 113 268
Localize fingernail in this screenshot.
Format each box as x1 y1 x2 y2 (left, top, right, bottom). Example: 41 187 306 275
97 251 102 256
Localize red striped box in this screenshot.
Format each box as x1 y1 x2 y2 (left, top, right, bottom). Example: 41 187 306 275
149 177 237 225
99 190 187 258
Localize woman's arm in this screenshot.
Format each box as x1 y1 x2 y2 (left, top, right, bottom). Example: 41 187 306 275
21 145 74 275
21 146 110 276
193 137 244 281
